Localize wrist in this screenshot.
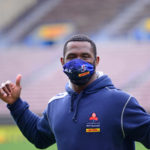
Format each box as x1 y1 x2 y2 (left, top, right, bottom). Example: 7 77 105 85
7 97 22 110
7 98 19 105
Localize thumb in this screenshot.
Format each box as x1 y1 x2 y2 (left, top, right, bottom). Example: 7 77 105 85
16 74 22 87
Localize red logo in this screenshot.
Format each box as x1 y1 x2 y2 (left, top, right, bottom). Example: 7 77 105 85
89 113 98 121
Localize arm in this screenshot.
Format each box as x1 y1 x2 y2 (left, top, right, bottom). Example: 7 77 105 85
7 98 55 149
0 75 55 148
123 97 150 148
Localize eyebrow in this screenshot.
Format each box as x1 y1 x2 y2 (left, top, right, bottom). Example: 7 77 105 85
81 53 90 55
66 52 90 56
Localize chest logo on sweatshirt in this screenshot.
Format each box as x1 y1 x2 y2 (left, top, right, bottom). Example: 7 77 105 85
86 112 100 133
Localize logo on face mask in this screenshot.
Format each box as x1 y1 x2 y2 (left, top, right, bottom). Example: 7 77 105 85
63 59 95 85
81 64 86 72
78 71 90 77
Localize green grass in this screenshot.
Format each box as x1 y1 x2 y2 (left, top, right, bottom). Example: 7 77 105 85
0 142 148 150
135 142 148 150
0 141 148 150
0 142 57 150
0 125 149 150
0 125 56 150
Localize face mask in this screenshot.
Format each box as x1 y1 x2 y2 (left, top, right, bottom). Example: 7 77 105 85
63 58 95 85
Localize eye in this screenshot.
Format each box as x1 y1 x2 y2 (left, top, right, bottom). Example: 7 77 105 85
66 54 76 60
82 54 90 59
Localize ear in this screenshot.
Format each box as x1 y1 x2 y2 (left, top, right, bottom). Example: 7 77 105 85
60 57 65 65
95 56 100 66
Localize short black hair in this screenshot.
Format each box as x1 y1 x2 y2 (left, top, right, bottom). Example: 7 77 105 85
63 34 97 58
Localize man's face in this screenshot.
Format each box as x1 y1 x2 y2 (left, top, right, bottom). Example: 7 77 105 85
61 41 99 66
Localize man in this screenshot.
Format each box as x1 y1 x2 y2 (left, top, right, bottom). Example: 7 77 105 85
0 34 150 150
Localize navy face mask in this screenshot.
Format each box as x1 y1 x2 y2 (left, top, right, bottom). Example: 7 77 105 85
63 58 95 85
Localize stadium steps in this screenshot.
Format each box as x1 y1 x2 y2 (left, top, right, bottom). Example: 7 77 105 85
97 43 150 111
0 0 63 44
1 0 135 44
31 0 135 36
103 0 150 37
0 43 150 121
119 1 150 36
0 0 37 31
0 45 62 115
129 79 150 111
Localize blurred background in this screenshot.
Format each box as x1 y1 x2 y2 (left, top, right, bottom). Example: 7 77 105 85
0 0 150 149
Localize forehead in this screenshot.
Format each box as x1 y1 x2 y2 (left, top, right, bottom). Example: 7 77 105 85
65 41 93 55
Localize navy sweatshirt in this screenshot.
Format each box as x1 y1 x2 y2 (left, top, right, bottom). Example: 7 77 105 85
7 75 150 150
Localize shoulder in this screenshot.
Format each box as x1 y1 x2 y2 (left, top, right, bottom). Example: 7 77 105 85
105 87 130 100
48 92 68 104
106 88 144 114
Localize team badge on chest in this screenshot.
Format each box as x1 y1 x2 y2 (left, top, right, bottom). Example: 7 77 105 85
86 112 101 133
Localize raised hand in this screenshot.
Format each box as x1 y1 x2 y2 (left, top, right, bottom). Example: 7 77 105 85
0 74 22 104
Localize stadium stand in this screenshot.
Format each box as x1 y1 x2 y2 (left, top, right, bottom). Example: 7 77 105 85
40 0 135 34
0 0 150 125
110 0 150 37
0 43 150 124
0 0 37 31
130 80 150 111
0 0 135 44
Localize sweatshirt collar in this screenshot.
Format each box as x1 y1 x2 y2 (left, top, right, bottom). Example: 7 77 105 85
66 71 105 122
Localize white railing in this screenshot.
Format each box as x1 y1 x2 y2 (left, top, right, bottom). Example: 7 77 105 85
2 0 63 44
0 0 37 30
99 0 150 37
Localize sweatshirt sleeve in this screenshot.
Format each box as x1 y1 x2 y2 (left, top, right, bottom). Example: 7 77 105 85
123 96 150 148
7 98 56 149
